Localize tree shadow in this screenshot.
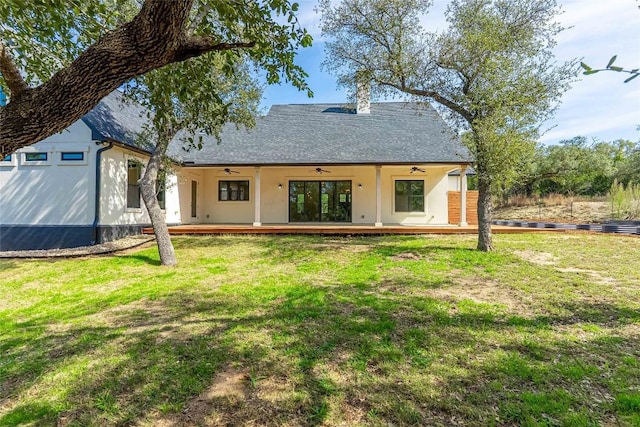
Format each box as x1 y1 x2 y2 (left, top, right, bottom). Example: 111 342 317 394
2 236 639 426
114 253 162 266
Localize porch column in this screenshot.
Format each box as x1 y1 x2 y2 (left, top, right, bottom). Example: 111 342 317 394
459 166 468 227
375 165 383 227
253 166 262 226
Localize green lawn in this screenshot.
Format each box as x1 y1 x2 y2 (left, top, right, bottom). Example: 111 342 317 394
1 233 639 426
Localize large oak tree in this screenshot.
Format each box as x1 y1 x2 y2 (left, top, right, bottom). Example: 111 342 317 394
319 0 578 251
0 0 311 158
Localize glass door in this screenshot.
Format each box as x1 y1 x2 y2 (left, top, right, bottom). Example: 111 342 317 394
289 180 351 222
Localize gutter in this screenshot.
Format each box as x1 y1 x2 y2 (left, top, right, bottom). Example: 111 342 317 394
91 140 114 245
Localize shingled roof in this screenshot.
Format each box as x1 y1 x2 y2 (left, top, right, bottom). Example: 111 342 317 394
81 92 152 150
82 92 471 166
169 103 471 165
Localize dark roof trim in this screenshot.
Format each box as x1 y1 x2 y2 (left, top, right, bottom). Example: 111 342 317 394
106 139 153 157
179 161 473 168
82 117 107 142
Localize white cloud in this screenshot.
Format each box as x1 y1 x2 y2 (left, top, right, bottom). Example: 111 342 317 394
295 1 323 39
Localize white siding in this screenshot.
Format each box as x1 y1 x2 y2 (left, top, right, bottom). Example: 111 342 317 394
0 121 96 225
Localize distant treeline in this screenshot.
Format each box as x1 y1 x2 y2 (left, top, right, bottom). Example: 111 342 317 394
508 136 639 198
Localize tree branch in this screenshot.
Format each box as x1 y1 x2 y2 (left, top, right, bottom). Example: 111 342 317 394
0 40 29 98
379 79 474 124
175 37 255 62
1 0 198 156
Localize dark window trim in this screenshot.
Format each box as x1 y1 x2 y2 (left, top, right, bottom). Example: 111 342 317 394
218 180 250 201
127 160 142 209
25 152 47 162
394 179 425 213
61 152 85 161
288 180 352 223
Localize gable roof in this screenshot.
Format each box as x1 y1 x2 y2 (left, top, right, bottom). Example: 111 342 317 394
81 91 472 166
169 103 471 166
81 91 153 150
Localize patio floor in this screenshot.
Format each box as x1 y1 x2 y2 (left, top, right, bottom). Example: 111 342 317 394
142 224 565 236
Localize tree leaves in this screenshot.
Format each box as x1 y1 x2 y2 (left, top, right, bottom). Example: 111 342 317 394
319 0 577 251
581 55 639 82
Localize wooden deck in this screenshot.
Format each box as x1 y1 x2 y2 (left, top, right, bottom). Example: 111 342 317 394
142 224 564 236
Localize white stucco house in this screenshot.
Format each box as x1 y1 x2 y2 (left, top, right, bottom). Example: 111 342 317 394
0 91 473 251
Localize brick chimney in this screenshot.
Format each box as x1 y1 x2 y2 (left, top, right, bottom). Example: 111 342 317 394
356 80 370 114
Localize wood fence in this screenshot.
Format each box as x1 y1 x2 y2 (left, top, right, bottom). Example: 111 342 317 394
448 191 479 225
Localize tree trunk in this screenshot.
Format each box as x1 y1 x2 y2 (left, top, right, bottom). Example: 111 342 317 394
476 173 494 252
139 134 177 266
0 0 254 159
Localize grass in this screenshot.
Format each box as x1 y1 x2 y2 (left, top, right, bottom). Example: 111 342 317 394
1 233 639 426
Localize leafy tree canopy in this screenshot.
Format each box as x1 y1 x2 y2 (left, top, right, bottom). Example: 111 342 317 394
319 0 578 250
0 0 312 156
515 136 640 198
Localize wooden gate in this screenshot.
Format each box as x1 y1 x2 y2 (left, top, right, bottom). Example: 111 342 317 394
447 191 479 225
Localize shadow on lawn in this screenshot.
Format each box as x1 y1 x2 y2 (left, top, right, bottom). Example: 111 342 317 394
2 279 638 426
0 259 18 272
114 253 162 266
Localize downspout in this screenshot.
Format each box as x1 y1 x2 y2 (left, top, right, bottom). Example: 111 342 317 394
92 140 114 244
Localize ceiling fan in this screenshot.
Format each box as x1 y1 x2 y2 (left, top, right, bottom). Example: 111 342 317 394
410 166 426 173
223 168 240 174
312 167 331 174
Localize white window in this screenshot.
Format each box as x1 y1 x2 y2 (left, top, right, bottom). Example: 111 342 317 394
0 153 16 167
127 160 142 209
22 151 51 166
59 151 88 165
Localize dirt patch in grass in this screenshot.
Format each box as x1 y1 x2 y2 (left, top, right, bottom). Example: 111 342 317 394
428 276 537 315
76 298 218 342
513 250 557 266
310 242 373 253
151 367 249 427
555 267 618 285
390 252 421 261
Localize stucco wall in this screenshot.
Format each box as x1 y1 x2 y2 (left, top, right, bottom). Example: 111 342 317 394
100 147 149 225
181 165 453 225
380 166 451 225
99 148 183 227
163 172 182 224
175 168 204 224
193 166 379 224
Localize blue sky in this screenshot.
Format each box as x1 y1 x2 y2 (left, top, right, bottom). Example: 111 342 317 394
261 0 640 145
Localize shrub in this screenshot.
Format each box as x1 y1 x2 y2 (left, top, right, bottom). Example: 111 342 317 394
609 180 640 220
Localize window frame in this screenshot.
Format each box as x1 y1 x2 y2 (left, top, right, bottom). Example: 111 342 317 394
218 180 250 202
394 179 425 213
23 152 51 166
60 152 84 161
0 153 16 167
25 152 48 162
126 159 143 210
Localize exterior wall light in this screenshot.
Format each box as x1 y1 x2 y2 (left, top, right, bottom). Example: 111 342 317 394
278 184 283 191
358 184 363 190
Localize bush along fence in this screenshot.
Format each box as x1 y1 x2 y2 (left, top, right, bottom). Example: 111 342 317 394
492 220 640 235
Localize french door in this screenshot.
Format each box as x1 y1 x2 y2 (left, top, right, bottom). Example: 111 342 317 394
289 181 352 222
